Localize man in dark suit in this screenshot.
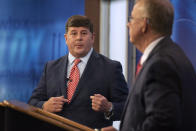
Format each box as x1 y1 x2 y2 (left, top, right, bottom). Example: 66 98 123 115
28 15 128 129
102 0 196 131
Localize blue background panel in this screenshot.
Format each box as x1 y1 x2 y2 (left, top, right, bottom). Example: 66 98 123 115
171 0 196 71
0 0 85 102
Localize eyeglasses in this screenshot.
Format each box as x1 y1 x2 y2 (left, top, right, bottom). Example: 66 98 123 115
128 16 150 24
128 16 143 22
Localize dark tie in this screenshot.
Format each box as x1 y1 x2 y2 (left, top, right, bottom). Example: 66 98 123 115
135 59 142 77
67 58 81 103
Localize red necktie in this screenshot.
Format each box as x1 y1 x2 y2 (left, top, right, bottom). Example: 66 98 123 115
135 59 142 77
67 59 81 103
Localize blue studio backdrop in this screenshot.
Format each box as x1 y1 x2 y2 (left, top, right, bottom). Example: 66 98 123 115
171 0 196 71
0 0 84 102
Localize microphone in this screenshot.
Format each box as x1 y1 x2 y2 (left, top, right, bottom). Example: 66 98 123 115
65 77 72 82
65 77 69 82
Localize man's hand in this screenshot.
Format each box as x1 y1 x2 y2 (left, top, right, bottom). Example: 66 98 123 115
101 126 117 131
90 94 112 113
43 96 68 113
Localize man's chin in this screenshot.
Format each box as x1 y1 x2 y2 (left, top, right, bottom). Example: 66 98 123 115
130 38 134 44
75 51 87 58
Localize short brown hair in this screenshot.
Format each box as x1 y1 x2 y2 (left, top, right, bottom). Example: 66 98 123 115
65 15 94 34
138 0 174 35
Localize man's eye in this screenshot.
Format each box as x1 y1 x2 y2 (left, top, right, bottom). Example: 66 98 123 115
82 32 87 35
71 32 77 35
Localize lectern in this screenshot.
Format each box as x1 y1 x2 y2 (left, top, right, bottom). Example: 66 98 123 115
0 102 5 130
0 100 94 131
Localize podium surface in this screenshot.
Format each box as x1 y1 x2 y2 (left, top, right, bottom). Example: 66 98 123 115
0 100 94 131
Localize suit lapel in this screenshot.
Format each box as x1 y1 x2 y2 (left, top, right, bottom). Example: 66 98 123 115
120 91 131 129
120 76 138 129
58 55 68 98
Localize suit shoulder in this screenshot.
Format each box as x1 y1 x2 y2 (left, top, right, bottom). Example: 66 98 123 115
96 53 121 66
46 55 67 67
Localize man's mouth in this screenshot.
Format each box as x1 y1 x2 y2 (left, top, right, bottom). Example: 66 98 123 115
75 44 83 48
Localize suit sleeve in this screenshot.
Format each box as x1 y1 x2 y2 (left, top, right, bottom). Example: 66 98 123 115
108 61 129 121
28 63 48 108
139 60 182 131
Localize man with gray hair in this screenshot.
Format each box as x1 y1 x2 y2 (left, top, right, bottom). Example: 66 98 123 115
102 0 196 131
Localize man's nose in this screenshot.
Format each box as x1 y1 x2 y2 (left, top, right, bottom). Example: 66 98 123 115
76 33 82 39
75 34 82 41
127 22 131 27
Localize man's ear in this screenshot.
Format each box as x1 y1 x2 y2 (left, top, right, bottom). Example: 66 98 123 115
64 34 67 41
93 32 95 39
142 18 148 33
92 32 95 42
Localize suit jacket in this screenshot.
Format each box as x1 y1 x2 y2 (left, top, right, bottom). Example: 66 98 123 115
120 37 196 131
28 50 128 129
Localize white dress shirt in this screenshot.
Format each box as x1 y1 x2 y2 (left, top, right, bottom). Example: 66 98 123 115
67 48 93 78
140 37 164 65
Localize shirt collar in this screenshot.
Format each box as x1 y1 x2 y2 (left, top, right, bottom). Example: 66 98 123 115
140 36 164 65
68 48 93 65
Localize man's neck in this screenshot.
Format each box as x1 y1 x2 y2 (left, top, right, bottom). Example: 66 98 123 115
138 33 163 53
